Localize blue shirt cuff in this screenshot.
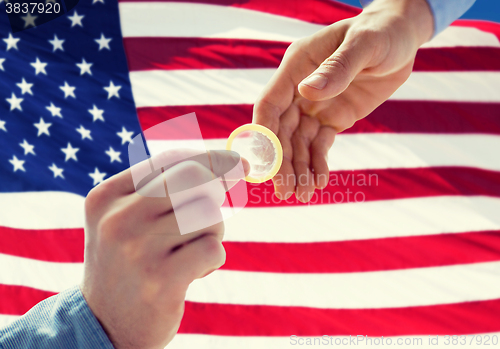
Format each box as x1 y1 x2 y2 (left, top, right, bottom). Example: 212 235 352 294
0 286 115 349
359 0 476 36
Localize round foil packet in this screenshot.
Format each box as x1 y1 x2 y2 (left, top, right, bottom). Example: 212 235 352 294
226 124 283 183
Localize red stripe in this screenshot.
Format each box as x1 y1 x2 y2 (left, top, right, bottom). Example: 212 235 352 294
118 0 360 25
414 47 500 71
2 285 499 335
124 37 500 72
0 227 84 263
1 228 499 273
223 231 500 273
180 299 500 336
349 101 500 135
0 285 56 316
138 105 250 139
0 225 497 273
137 102 500 139
123 38 285 71
241 167 500 207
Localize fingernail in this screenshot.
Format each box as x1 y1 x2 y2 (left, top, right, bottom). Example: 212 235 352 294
274 191 283 200
241 157 251 176
301 74 328 90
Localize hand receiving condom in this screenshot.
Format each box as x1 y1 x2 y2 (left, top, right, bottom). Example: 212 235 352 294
253 0 433 202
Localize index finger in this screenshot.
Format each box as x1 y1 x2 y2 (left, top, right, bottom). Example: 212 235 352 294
252 41 306 134
103 149 249 198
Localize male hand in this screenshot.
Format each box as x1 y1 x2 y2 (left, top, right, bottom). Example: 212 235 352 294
80 150 249 349
253 0 434 202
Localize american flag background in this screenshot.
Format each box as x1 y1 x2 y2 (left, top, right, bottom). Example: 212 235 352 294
1 0 500 347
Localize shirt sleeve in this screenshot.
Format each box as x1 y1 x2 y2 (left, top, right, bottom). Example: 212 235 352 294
359 0 477 36
0 286 115 349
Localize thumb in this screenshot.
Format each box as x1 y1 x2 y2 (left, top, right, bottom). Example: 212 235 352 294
298 38 374 101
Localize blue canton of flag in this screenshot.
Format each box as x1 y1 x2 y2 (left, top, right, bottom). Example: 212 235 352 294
0 0 142 197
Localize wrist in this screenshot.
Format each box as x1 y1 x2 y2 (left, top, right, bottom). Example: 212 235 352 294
362 0 434 46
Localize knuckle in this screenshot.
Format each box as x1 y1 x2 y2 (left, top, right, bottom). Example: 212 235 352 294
342 116 357 130
285 39 304 57
181 161 212 186
84 181 113 216
336 116 357 132
199 235 226 267
84 187 101 215
154 148 196 171
196 198 223 225
351 27 380 42
97 208 130 242
321 51 350 75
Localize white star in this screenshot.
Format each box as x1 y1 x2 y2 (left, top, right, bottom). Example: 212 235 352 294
16 78 33 95
0 120 6 132
30 57 47 75
19 139 35 155
0 58 5 71
21 12 37 28
95 33 111 50
3 33 20 51
76 58 92 75
89 167 106 186
117 127 134 145
61 142 79 161
46 102 62 118
9 156 25 172
68 11 84 27
93 0 104 3
105 147 122 163
6 93 23 111
88 104 104 122
48 34 64 52
60 81 76 98
104 80 121 99
34 117 52 136
48 163 64 179
76 125 92 140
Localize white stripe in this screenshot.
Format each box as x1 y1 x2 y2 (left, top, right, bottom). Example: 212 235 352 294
148 134 500 172
390 72 500 102
0 191 84 230
168 334 500 349
0 314 19 329
129 69 271 107
119 2 323 42
223 196 500 243
119 2 500 48
423 26 500 48
130 70 500 107
2 253 499 308
0 254 82 293
186 261 500 308
330 134 500 171
1 193 499 243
